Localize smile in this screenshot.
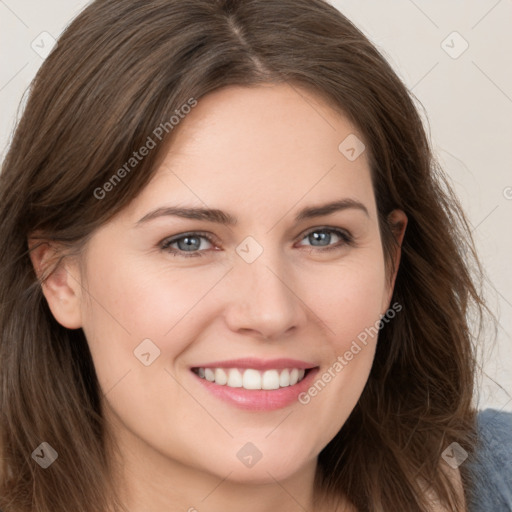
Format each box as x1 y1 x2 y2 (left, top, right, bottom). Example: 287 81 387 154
190 358 319 411
192 367 308 390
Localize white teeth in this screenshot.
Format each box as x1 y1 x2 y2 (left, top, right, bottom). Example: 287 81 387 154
262 370 280 390
279 369 290 387
227 368 243 388
194 367 308 389
243 369 262 389
214 368 228 385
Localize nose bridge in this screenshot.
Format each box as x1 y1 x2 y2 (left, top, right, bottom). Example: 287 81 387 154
224 237 305 338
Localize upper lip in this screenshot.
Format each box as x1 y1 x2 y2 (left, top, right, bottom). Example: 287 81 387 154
191 358 318 370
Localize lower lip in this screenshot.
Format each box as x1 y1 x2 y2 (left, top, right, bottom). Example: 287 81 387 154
192 368 319 411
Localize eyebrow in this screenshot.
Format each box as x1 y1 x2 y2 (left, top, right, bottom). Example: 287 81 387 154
135 198 369 226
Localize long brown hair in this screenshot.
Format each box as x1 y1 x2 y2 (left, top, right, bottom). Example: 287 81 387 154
0 1 486 510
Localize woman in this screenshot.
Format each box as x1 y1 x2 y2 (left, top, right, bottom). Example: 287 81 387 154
0 1 509 511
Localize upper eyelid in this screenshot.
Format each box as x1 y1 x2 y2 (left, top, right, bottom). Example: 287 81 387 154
299 226 351 239
161 231 217 247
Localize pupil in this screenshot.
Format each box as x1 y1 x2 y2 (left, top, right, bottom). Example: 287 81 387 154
180 236 199 251
311 231 329 246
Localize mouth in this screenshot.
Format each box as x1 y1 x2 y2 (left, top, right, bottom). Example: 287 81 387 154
191 366 310 390
190 358 319 411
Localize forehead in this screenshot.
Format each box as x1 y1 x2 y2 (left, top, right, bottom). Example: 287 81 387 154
127 83 376 223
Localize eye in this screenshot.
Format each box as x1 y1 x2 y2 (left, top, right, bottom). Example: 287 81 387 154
296 227 353 252
159 227 353 259
160 232 216 258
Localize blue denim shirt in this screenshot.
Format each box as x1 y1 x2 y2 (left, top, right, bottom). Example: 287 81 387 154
466 408 512 511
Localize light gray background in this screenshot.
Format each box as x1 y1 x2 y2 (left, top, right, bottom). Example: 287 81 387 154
0 0 510 412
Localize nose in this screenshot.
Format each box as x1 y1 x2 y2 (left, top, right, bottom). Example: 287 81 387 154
222 248 308 341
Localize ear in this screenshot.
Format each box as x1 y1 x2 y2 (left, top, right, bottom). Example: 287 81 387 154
383 209 407 309
28 239 83 329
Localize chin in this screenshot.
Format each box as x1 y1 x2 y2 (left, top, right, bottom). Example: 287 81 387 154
205 446 316 484
219 462 308 485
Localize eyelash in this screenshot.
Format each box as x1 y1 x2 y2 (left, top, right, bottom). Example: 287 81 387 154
159 227 354 259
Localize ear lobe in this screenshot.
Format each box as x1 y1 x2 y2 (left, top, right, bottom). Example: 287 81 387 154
28 239 83 329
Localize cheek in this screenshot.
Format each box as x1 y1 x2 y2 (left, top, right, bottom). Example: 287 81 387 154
301 254 388 348
79 250 230 389
292 256 387 438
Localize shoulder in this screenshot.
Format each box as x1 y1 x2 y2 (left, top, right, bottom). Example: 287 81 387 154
465 408 512 512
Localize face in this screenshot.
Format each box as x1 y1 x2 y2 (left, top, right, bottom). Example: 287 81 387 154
37 83 405 488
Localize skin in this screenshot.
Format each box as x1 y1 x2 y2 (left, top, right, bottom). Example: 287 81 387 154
31 83 411 511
